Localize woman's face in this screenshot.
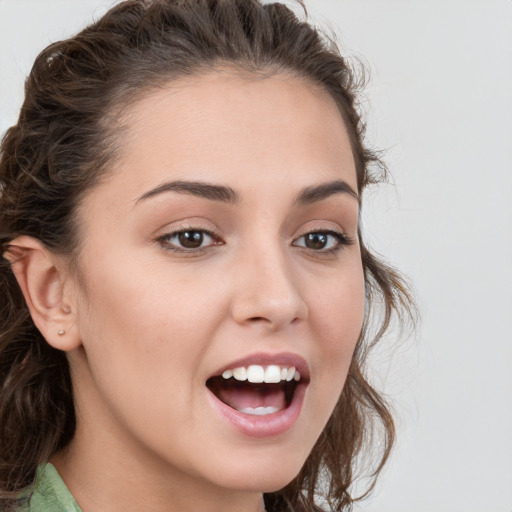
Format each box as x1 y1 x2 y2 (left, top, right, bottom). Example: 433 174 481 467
66 71 364 496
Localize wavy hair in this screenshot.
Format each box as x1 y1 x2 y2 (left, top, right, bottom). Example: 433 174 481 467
0 1 415 510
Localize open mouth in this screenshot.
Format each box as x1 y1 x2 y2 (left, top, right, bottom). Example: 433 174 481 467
206 364 304 416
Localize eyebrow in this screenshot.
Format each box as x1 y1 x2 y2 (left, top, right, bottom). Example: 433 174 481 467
294 180 359 205
136 180 240 204
136 178 358 205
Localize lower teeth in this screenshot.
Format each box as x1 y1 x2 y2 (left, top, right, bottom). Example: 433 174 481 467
239 406 280 416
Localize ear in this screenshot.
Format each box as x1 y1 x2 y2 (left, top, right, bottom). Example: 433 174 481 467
3 236 81 352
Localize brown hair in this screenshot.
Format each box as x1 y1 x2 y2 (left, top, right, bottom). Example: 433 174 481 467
0 1 415 510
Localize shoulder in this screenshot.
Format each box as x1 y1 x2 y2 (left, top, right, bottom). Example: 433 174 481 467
23 463 82 512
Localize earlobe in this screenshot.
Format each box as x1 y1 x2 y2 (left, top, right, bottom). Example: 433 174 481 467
4 236 81 352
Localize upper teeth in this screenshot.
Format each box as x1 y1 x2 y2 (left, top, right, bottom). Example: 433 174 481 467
222 365 301 383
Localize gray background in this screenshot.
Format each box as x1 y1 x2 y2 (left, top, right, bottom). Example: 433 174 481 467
1 1 511 510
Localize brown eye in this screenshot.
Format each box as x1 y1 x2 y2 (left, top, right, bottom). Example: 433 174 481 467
158 228 221 252
178 230 204 248
304 233 328 250
293 230 351 253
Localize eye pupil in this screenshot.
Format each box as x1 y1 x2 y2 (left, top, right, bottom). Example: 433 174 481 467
305 233 327 249
178 230 204 248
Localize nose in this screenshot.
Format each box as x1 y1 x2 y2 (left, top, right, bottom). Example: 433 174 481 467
230 247 308 330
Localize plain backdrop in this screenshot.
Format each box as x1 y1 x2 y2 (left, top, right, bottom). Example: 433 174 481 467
1 1 511 511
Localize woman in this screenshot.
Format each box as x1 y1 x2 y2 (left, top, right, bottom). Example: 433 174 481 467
0 0 413 510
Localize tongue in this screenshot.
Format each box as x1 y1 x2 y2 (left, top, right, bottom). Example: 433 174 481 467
216 381 287 412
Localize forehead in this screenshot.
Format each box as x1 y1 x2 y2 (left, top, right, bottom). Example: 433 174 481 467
100 70 357 204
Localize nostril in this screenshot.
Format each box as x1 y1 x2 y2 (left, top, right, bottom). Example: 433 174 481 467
247 316 269 322
230 273 308 327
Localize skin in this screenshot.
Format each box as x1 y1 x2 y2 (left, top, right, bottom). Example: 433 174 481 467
11 71 364 511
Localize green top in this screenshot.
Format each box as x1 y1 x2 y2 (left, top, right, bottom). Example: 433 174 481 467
19 463 82 512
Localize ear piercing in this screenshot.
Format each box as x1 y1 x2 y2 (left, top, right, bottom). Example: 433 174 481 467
58 329 65 336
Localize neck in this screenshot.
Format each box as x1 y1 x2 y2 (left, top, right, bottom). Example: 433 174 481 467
51 355 266 512
51 437 266 512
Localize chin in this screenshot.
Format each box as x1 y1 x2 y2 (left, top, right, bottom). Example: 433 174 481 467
201 449 306 494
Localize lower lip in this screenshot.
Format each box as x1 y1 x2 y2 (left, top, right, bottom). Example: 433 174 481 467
207 383 307 438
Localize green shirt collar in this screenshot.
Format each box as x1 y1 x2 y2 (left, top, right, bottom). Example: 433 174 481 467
26 463 82 512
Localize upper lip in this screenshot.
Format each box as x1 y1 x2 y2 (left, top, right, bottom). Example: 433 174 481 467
209 352 310 382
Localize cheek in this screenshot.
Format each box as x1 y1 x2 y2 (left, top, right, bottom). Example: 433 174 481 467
315 262 365 354
78 255 213 338
71 259 222 444
73 255 229 398
308 260 365 407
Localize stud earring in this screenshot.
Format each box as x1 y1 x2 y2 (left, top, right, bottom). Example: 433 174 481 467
58 329 65 336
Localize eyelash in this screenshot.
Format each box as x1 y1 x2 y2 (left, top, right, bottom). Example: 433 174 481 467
156 227 354 255
294 230 355 254
156 228 222 254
